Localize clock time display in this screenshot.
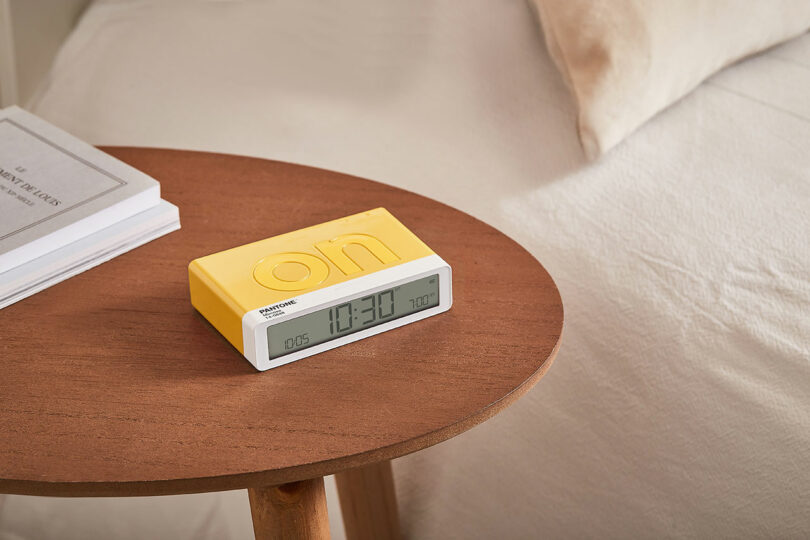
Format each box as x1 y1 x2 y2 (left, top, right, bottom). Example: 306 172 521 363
267 274 440 359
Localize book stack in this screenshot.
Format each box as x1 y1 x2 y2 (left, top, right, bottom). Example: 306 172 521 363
0 107 180 308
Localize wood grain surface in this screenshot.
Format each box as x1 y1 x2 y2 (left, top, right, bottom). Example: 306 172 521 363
248 478 330 540
335 461 400 540
0 148 563 497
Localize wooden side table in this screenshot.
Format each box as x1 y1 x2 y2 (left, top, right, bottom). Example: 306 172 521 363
0 148 563 539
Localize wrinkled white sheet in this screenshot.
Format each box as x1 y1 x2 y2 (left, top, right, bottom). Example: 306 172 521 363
2 1 808 538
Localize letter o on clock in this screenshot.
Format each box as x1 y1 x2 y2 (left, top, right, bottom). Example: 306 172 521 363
253 253 329 291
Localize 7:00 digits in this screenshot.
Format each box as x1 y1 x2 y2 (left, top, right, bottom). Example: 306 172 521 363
409 294 432 309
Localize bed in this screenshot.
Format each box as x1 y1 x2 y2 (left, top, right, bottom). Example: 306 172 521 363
1 1 808 538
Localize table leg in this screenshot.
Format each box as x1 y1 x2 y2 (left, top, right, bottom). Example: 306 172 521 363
248 477 330 540
335 460 401 540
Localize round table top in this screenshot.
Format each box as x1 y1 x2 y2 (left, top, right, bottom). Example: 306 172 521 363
0 148 563 496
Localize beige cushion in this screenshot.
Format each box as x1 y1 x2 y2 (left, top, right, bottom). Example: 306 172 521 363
531 0 810 159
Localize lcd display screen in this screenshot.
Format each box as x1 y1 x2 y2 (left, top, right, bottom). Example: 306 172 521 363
267 274 440 359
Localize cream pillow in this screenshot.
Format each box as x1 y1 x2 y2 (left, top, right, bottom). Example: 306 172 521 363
530 1 810 159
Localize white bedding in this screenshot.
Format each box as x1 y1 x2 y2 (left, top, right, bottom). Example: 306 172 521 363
2 1 808 538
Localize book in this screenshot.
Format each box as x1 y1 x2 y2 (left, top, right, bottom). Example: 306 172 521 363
0 107 180 309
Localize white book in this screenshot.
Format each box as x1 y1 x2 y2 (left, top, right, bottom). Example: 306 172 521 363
0 106 160 273
0 107 180 308
0 200 180 309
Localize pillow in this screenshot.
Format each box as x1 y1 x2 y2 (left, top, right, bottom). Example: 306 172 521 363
530 0 810 159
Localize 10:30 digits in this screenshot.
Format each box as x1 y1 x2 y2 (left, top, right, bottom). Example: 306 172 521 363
328 290 395 335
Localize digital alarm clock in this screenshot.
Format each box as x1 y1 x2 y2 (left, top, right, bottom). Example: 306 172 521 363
188 208 452 371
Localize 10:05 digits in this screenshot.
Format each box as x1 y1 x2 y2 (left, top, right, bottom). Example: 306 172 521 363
328 290 395 335
283 333 309 350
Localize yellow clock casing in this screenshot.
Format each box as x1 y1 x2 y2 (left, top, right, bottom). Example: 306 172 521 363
188 208 452 371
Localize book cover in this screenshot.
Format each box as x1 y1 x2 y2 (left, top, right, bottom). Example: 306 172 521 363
0 106 160 273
